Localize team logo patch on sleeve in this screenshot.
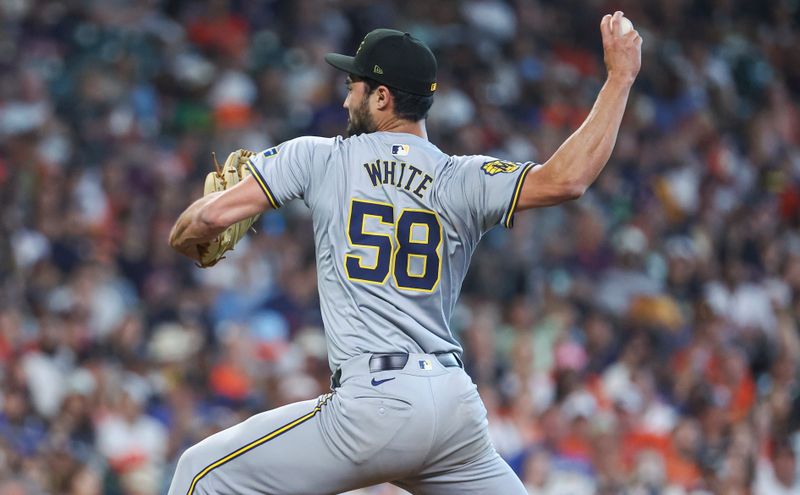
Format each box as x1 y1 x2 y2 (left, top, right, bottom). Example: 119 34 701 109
391 144 410 156
263 147 279 158
481 160 520 176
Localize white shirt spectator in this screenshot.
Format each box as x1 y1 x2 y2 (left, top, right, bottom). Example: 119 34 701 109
705 282 777 335
96 388 167 471
753 458 800 495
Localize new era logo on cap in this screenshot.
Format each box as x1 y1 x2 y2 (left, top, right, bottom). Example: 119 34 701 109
373 65 383 74
391 144 409 156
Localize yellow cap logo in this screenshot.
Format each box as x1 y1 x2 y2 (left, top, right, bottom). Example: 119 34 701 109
430 82 437 92
373 65 384 74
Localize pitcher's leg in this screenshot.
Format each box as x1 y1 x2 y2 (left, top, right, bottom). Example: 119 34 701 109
397 451 526 495
168 388 422 495
168 394 359 495
395 369 526 495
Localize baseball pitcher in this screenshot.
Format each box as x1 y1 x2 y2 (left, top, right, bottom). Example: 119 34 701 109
168 11 641 495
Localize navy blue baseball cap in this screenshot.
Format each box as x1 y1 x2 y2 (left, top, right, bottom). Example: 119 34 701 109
325 29 438 97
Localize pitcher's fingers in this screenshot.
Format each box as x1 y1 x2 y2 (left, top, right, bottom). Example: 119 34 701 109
623 28 639 40
600 14 612 37
611 11 624 35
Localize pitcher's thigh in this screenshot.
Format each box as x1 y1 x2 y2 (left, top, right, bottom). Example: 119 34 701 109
168 395 364 495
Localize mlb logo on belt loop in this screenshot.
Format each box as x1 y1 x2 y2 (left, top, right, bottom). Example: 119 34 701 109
419 359 433 370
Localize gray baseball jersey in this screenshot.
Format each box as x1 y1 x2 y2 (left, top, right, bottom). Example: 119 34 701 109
246 132 534 371
168 132 532 495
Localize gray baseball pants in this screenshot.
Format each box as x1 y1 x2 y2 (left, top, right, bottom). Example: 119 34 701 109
167 353 526 494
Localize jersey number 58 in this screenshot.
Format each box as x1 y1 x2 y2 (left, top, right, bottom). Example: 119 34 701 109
345 198 442 293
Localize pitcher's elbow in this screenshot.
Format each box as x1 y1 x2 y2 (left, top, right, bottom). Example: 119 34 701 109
563 181 587 200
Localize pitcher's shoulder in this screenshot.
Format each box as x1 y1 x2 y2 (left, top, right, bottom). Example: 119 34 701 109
442 153 495 173
294 135 340 151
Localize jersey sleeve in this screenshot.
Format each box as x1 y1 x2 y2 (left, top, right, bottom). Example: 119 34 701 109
246 136 334 208
438 156 536 233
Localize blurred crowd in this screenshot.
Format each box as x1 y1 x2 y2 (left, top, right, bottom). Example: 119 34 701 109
1 0 799 494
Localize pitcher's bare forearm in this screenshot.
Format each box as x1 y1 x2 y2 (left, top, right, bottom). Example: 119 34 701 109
169 193 227 259
553 75 632 186
169 177 270 260
517 11 641 209
517 77 633 208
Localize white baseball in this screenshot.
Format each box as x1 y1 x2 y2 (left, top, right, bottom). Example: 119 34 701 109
618 17 634 35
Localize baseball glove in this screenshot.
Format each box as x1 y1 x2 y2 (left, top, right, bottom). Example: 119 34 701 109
197 149 260 268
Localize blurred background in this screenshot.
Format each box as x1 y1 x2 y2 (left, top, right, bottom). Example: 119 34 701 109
0 0 798 494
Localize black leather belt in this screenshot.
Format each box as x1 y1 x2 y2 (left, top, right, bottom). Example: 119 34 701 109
330 352 463 389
